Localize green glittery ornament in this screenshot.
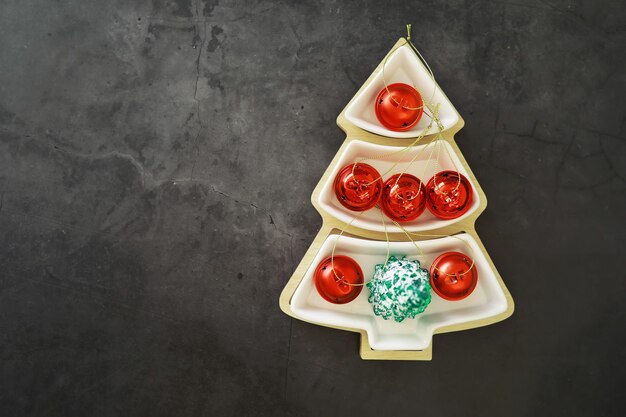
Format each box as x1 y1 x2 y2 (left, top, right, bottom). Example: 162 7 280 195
366 255 432 322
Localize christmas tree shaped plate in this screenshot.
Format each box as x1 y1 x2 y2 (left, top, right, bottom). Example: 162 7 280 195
279 37 515 360
291 234 508 351
318 139 481 233
344 42 459 138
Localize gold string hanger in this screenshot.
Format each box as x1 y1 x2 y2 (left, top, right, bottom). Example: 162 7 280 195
350 24 451 188
405 24 466 193
379 31 456 189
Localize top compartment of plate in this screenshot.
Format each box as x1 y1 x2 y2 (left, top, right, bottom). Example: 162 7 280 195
344 43 459 139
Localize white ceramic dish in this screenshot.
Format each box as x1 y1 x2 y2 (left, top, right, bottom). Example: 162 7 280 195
290 234 508 351
318 139 480 233
344 43 459 139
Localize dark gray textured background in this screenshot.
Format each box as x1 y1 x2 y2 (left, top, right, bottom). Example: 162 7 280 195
1 0 624 416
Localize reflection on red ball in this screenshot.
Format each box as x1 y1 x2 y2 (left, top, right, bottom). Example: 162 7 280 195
429 251 478 301
426 171 473 220
380 173 426 222
314 255 363 304
374 83 424 132
333 163 382 211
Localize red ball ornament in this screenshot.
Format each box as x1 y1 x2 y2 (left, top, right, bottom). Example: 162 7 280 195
314 255 364 304
334 163 382 212
429 252 478 301
374 83 424 132
380 173 427 222
426 171 473 220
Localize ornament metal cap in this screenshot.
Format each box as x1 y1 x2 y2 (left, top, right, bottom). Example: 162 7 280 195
426 170 473 220
333 163 382 212
314 255 364 304
374 83 424 131
429 251 478 301
381 173 427 222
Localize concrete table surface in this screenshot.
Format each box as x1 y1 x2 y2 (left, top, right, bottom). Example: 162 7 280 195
0 1 624 416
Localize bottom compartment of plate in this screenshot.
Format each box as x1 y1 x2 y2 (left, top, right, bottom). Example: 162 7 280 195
289 233 510 352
